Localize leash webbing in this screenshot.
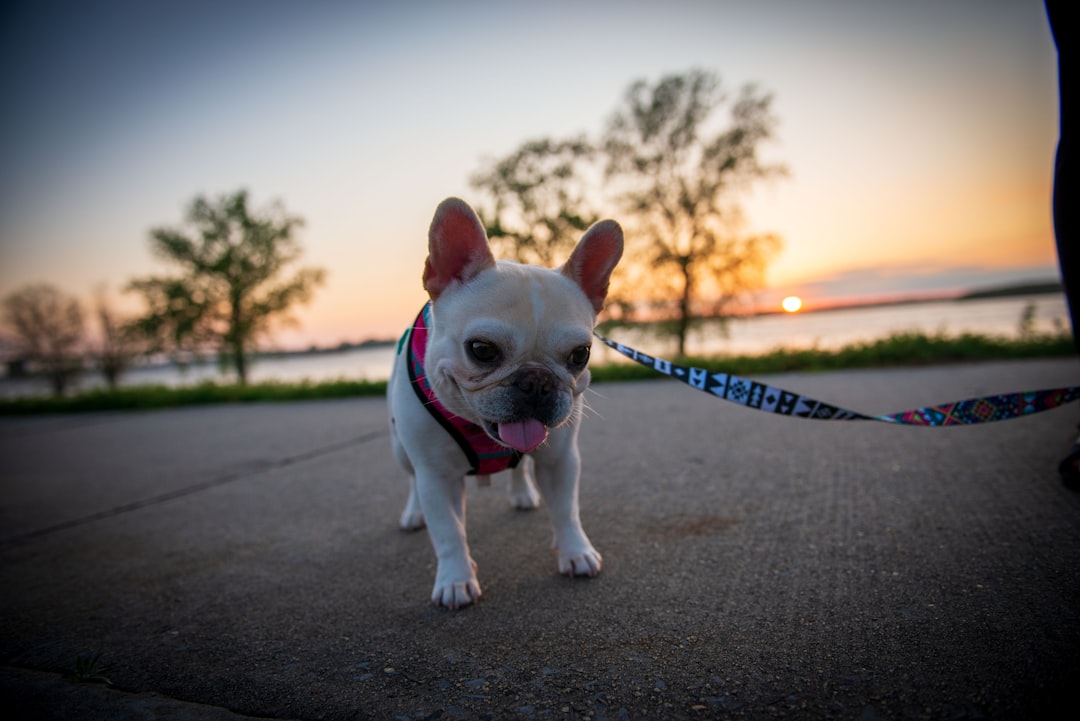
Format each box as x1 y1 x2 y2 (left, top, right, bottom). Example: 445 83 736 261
594 334 1080 426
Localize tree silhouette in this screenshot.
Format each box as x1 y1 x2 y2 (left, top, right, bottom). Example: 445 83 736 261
93 286 140 390
470 136 600 267
128 190 326 384
602 69 786 355
2 283 85 396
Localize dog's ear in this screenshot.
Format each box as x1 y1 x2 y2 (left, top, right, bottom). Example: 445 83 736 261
562 220 624 313
423 198 496 300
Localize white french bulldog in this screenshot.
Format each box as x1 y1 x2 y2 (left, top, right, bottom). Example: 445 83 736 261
388 197 623 609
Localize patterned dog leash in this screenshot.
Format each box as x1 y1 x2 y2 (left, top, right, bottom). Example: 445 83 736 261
594 334 1080 426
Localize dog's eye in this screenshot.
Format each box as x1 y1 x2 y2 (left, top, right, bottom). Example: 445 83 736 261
467 340 500 364
568 345 590 368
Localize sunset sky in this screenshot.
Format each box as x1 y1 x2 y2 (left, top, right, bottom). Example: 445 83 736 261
0 0 1060 349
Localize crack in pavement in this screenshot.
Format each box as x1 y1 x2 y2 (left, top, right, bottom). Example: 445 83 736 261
0 429 388 548
1 665 298 721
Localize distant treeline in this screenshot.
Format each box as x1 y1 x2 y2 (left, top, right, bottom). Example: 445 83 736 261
959 280 1063 300
257 337 396 359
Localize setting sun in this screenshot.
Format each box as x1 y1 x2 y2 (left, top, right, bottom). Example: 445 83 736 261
781 296 803 313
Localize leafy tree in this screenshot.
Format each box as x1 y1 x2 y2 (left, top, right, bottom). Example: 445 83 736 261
470 136 600 266
2 283 85 395
128 190 326 384
602 69 786 355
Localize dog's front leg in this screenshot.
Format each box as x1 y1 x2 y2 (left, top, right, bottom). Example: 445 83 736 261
532 435 602 578
414 469 481 609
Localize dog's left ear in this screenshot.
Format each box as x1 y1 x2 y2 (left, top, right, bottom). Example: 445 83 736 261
562 220 624 313
423 198 496 300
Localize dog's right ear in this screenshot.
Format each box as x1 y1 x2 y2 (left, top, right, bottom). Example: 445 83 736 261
423 198 496 300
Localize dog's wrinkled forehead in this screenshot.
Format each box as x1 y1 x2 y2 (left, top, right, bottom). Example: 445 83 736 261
435 262 597 340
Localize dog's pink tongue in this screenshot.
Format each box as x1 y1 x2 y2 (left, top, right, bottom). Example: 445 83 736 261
497 419 548 453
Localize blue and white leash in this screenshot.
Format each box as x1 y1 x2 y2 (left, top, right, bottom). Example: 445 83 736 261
594 334 1080 426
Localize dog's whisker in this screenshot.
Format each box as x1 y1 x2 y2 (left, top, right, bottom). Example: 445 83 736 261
579 398 603 422
585 385 610 400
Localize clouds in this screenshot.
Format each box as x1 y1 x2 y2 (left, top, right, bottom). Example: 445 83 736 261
787 263 1061 305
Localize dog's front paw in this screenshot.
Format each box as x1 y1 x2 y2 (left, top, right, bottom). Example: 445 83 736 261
432 560 482 610
556 542 602 577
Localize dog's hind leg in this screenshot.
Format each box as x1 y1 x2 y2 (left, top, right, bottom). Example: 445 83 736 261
399 476 426 531
392 420 425 531
508 456 541 510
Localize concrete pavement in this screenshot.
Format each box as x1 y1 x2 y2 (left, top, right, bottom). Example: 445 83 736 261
2 358 1079 720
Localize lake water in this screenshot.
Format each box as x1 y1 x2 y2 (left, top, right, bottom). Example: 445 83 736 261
1 293 1071 399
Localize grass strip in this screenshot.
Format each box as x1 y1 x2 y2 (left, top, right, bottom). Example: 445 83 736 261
1 332 1074 415
590 331 1076 381
0 378 387 415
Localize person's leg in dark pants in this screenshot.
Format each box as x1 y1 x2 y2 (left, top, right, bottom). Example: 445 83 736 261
1046 1 1080 487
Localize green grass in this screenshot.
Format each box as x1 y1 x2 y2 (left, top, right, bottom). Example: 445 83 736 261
73 652 111 685
0 378 387 415
1 331 1074 415
590 331 1077 381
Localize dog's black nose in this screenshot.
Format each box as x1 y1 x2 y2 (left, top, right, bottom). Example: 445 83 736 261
514 368 555 399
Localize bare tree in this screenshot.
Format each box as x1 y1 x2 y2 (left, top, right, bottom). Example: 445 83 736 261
603 69 786 355
470 136 600 266
93 287 140 390
128 190 326 384
2 284 85 396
